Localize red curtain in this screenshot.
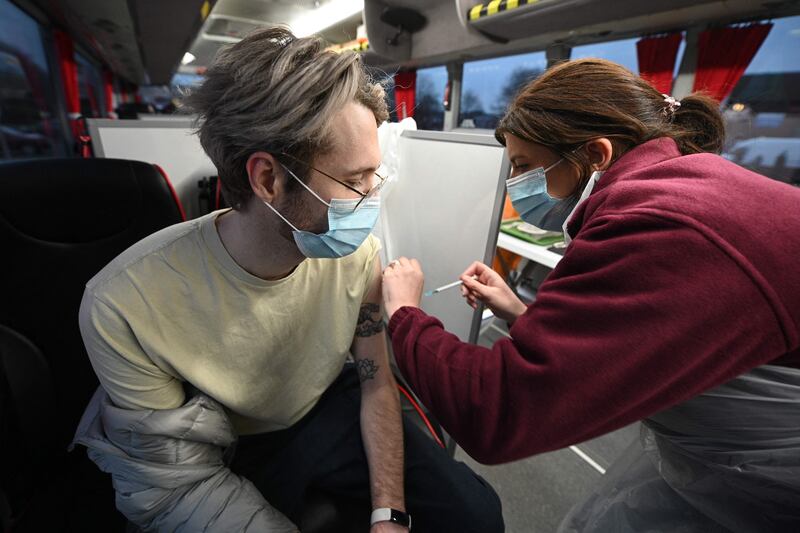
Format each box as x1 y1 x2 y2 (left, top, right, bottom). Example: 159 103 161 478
86 79 99 117
394 70 416 120
102 69 116 118
693 23 772 102
120 81 130 103
119 81 140 104
53 29 81 138
637 33 682 94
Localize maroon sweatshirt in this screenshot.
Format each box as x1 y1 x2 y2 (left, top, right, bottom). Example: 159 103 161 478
388 137 800 465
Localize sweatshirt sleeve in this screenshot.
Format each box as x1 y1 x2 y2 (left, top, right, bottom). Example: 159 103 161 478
388 211 787 464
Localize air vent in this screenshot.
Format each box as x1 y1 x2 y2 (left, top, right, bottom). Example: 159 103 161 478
205 16 264 39
93 18 118 34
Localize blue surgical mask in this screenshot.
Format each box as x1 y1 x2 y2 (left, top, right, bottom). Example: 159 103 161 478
263 166 380 259
506 159 578 232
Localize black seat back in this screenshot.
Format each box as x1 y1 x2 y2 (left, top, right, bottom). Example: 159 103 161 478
0 157 184 445
0 157 185 531
0 325 55 521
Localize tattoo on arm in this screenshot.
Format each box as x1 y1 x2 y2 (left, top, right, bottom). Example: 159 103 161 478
356 358 379 382
355 303 385 337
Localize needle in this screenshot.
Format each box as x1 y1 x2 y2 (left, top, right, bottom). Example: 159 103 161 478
424 276 476 297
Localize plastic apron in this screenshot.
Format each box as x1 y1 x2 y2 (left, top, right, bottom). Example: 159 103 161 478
558 364 800 532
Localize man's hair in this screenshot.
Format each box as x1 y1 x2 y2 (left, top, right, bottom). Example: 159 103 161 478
183 26 389 210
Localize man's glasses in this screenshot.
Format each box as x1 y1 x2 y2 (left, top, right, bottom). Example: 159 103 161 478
279 153 387 212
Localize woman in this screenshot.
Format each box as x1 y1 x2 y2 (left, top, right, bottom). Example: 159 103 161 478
381 59 800 532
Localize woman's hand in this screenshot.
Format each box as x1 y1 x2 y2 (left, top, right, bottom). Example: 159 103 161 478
460 261 527 324
382 257 424 320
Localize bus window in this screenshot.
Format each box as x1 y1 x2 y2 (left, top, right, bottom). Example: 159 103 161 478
574 34 686 93
76 52 105 118
571 37 641 74
0 0 67 159
171 72 204 103
139 85 175 114
459 51 546 130
724 16 800 186
415 65 447 131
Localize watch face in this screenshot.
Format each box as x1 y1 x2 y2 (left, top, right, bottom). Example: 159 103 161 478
390 509 411 528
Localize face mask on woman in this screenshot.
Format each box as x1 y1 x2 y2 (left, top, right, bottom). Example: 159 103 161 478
506 158 579 232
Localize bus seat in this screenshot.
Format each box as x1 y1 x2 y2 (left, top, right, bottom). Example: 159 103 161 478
0 158 185 532
0 325 121 532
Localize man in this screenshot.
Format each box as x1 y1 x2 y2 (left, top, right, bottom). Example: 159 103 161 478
75 27 503 532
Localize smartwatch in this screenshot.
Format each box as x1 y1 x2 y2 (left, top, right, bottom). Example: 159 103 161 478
370 508 411 529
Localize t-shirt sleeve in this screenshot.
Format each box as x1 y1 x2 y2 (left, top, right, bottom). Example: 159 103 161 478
359 234 382 302
79 288 185 410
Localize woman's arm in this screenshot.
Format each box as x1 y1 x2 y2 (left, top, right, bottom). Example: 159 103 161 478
386 212 787 464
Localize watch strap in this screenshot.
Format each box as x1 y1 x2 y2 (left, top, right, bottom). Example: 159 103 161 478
370 507 411 529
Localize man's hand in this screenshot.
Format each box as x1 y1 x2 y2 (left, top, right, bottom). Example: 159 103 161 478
382 257 424 319
371 521 409 533
460 261 527 324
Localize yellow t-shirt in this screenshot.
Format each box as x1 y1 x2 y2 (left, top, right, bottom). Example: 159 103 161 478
79 209 380 434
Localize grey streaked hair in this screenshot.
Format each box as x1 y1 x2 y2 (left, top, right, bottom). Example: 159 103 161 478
182 26 389 210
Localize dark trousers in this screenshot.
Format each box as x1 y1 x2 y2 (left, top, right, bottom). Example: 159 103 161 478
230 365 504 533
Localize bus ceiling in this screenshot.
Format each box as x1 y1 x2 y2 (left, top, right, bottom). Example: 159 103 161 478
22 0 800 84
362 0 800 70
21 0 218 85
180 0 363 77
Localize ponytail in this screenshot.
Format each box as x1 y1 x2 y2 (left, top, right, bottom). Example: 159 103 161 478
671 93 726 155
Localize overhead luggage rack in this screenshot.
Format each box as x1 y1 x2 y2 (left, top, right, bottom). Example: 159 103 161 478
467 0 544 22
463 0 723 42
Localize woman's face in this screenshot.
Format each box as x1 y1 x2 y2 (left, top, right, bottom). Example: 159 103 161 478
504 133 581 199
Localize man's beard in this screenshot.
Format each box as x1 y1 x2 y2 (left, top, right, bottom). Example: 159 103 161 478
274 189 328 243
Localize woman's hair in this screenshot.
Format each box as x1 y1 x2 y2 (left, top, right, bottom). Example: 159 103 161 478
495 58 725 189
182 26 388 210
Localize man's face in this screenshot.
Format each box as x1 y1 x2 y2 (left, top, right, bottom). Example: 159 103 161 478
279 101 382 236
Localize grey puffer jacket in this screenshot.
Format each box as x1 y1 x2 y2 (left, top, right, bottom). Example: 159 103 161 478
71 387 298 533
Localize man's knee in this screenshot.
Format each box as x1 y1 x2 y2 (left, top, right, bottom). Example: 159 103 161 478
402 419 504 531
445 468 505 533
409 454 504 532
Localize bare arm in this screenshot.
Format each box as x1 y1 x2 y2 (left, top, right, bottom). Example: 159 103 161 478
351 259 407 531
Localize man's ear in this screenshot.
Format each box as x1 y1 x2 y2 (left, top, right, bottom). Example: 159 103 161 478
246 152 285 203
585 138 614 171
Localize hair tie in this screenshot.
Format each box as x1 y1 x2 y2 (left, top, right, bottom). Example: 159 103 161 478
662 94 681 119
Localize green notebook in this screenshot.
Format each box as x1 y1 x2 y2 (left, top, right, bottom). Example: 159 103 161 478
499 218 564 246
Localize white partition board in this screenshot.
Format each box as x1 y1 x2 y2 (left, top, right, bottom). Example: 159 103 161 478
381 130 508 343
88 119 216 220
